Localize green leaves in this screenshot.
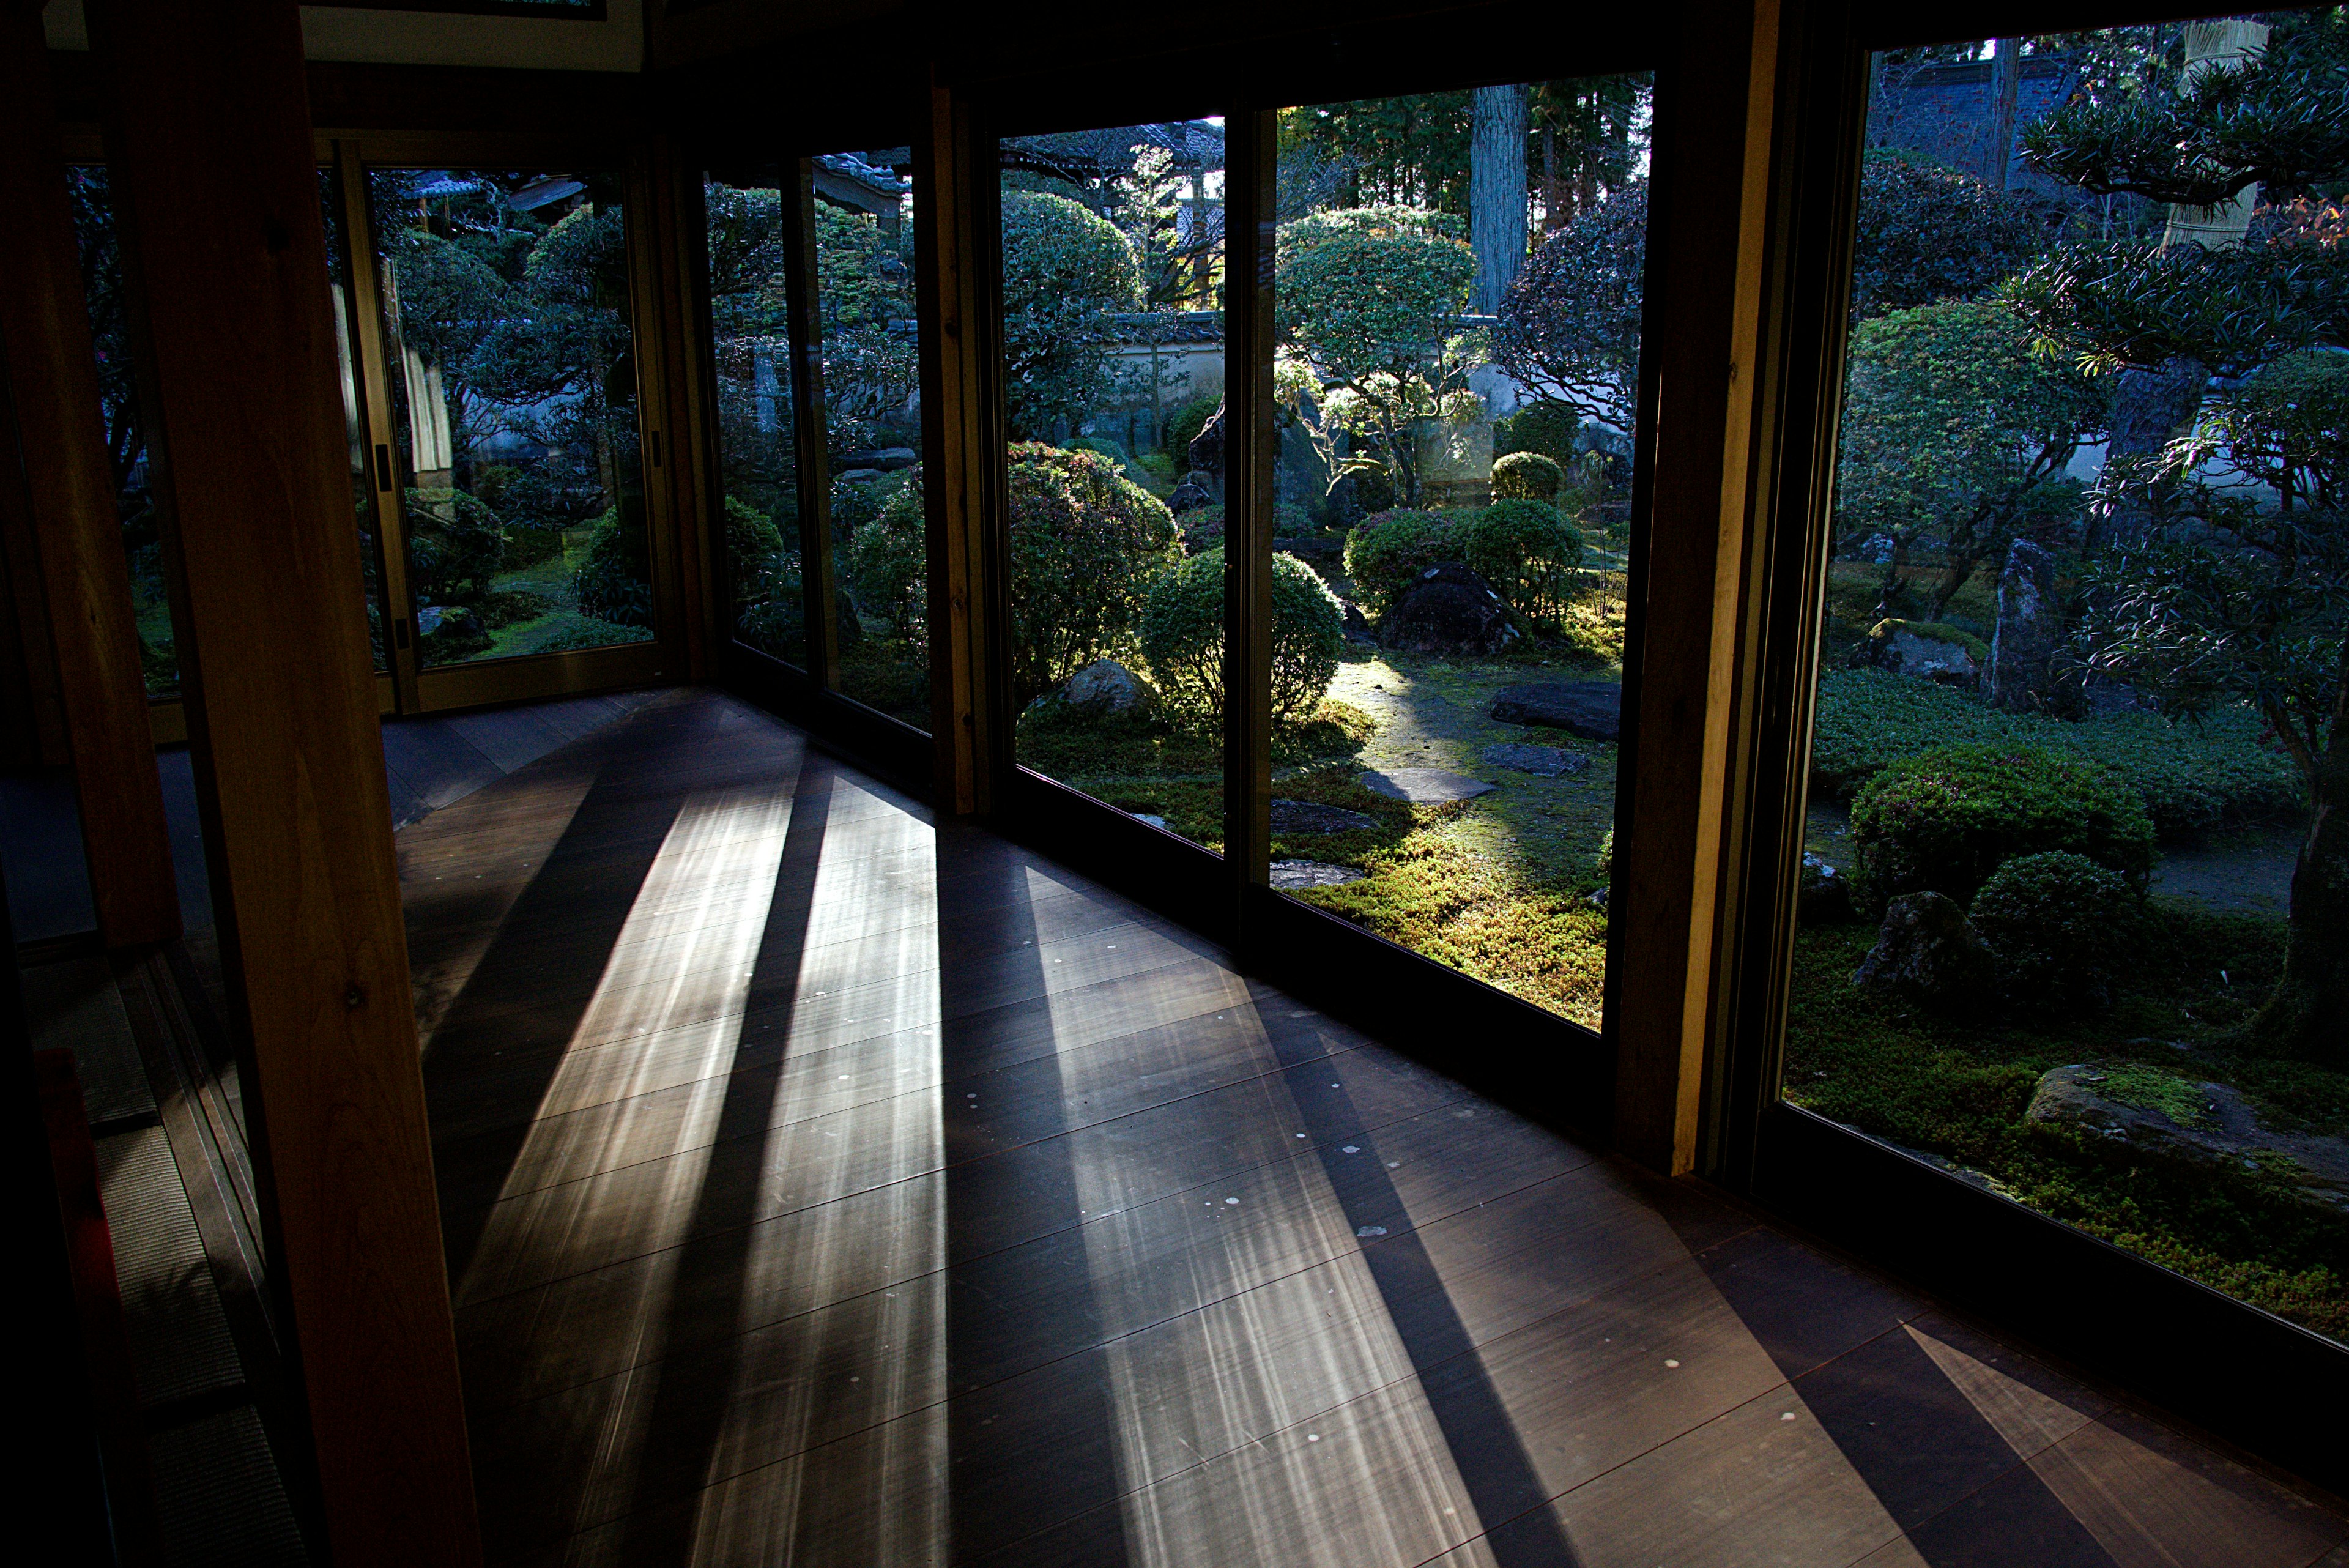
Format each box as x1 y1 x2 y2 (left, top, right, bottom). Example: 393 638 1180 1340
1000 190 1141 438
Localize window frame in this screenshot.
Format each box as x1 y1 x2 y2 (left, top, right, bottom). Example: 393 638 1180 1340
1706 0 2349 1495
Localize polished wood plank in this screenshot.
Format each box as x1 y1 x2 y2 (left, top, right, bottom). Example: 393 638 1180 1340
396 691 2345 1568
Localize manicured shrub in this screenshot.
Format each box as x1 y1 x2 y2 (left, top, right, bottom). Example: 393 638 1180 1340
572 506 653 627
1457 499 1582 622
1342 509 1457 615
404 486 507 608
726 498 800 659
1810 668 2303 836
843 444 1179 702
503 526 566 570
1162 393 1220 464
536 617 648 654
1174 501 1311 554
1139 547 1343 724
1849 742 2156 910
1970 850 2139 1009
1593 828 1614 881
1494 401 1585 469
1491 451 1565 503
844 477 929 637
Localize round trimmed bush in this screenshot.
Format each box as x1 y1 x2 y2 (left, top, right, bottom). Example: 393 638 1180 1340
1849 743 2156 910
405 486 507 608
1162 393 1220 464
573 505 653 627
1457 499 1581 620
1341 509 1457 615
1139 548 1343 724
1491 451 1565 503
1970 850 2138 1009
843 443 1179 702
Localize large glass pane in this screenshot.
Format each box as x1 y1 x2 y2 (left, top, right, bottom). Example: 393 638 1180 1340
369 168 655 666
1787 12 2348 1342
816 150 929 729
998 122 1226 836
703 169 806 667
1269 79 1649 1029
65 167 169 694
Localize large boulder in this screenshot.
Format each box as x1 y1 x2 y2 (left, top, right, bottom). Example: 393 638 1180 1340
1053 659 1154 715
1377 563 1521 656
1168 479 1214 515
1854 619 1984 686
1852 891 1997 1012
1987 539 2063 712
1488 681 1621 741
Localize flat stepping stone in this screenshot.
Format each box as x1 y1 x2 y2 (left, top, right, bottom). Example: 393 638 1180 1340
1129 812 1168 830
1271 860 1367 891
1481 743 1590 777
1489 682 1622 741
1269 798 1378 835
1359 768 1496 803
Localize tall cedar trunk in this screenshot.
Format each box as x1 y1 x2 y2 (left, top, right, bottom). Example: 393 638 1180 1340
1542 122 1561 234
1986 39 2021 191
2252 636 2349 1063
1470 85 1529 316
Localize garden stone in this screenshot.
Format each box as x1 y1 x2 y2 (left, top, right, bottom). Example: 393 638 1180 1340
1854 619 1982 686
1270 859 1366 891
1480 743 1590 777
1341 602 1375 643
1378 563 1521 656
872 447 918 470
1269 799 1378 835
1988 539 2062 712
2027 1064 2349 1211
1130 812 1168 830
834 467 885 485
1852 891 1997 1013
1798 853 1849 921
1360 768 1496 803
1168 480 1213 515
1488 682 1621 741
1056 659 1154 715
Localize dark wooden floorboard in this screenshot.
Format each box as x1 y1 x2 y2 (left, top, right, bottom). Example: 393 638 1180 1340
391 689 2347 1568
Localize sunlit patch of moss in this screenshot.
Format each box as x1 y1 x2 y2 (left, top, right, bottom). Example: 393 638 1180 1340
2096 1062 2216 1128
1783 902 2348 1341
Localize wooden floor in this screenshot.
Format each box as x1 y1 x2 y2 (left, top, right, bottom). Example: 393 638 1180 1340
402 688 2348 1568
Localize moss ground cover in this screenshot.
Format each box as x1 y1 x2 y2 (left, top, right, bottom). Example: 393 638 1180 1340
1814 667 2304 837
1783 901 2349 1339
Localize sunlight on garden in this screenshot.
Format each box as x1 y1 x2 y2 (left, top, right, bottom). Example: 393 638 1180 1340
1782 12 2349 1342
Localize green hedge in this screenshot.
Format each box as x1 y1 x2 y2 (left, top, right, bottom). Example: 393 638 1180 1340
1138 548 1342 723
1813 668 2301 839
1850 742 2156 910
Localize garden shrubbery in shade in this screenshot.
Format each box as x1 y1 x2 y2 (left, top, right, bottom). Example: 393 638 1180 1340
845 444 1179 704
1970 850 2139 1011
725 497 800 659
405 487 508 609
1849 741 2155 910
1162 393 1221 464
1458 500 1581 623
1343 510 1457 615
1491 451 1564 503
842 477 929 637
1174 501 1312 554
1812 669 2303 838
1140 548 1343 724
573 506 654 627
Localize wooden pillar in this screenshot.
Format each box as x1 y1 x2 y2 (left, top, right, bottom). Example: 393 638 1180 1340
1224 108 1276 924
1611 0 1789 1175
916 77 1003 814
85 1 482 1561
781 158 842 688
0 0 179 945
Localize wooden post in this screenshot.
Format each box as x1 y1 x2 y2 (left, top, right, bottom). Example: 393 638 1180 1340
781 157 842 688
1611 0 1787 1175
916 77 1002 814
0 0 179 945
1225 108 1275 926
85 1 483 1561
